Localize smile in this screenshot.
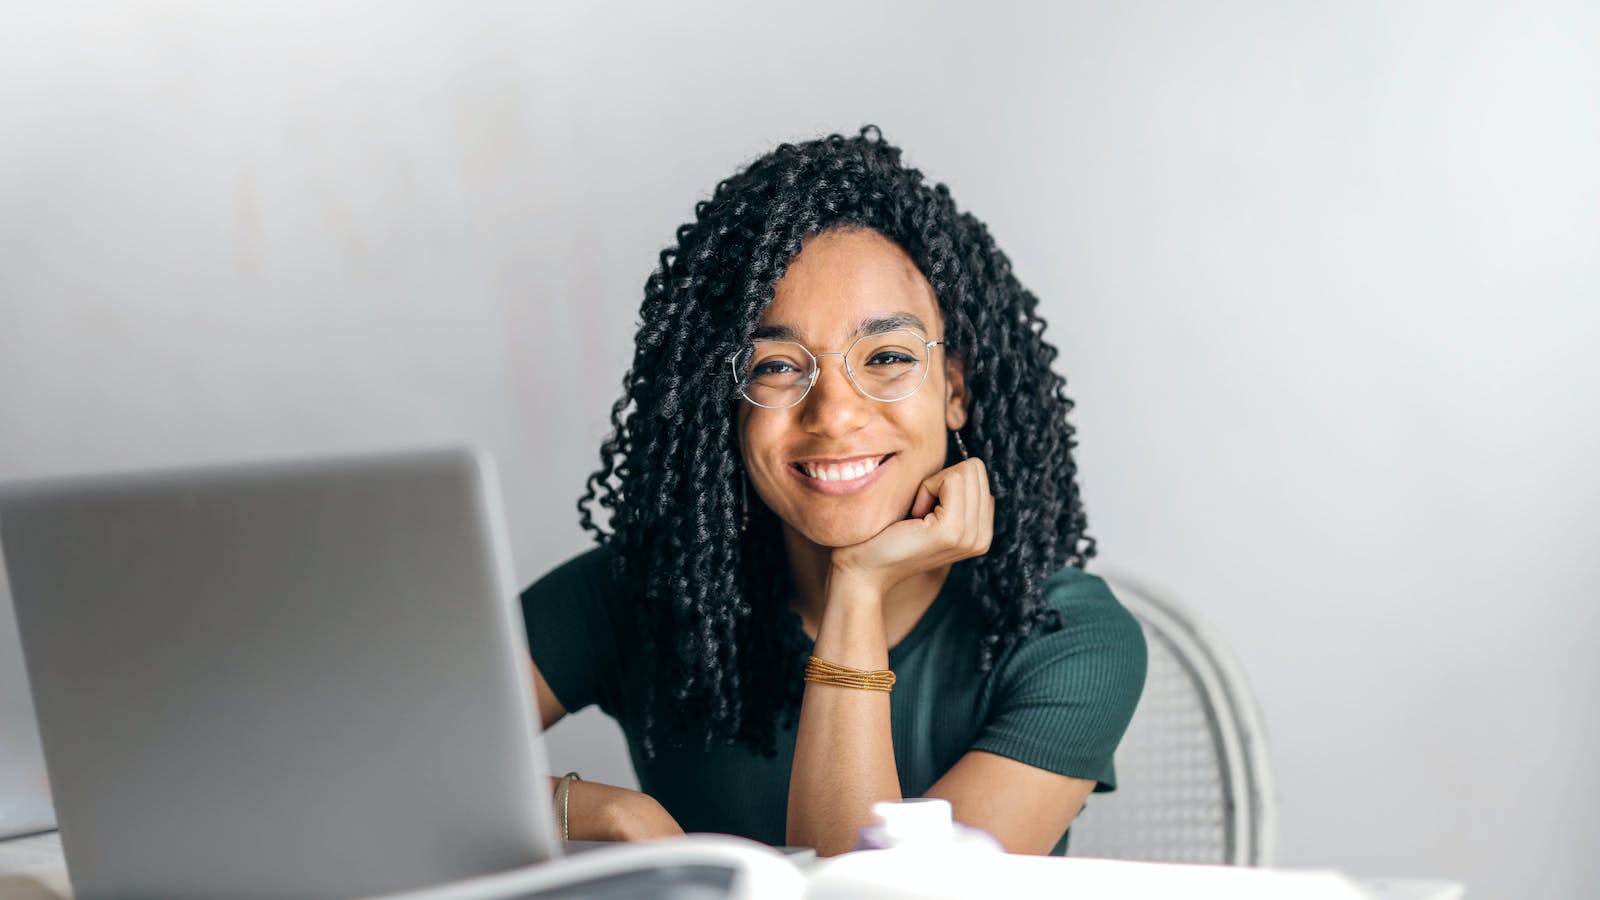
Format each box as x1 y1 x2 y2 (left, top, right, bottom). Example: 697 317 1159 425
789 453 894 495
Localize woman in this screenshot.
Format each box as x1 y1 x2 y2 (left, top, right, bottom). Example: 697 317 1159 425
521 126 1147 857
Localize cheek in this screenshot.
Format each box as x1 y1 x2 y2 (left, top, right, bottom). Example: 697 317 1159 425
737 417 788 496
735 407 764 468
894 399 953 469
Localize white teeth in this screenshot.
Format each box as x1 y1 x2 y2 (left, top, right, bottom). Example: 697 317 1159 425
802 457 881 482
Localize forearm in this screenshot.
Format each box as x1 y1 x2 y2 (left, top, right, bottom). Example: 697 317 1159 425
552 777 684 842
786 576 902 856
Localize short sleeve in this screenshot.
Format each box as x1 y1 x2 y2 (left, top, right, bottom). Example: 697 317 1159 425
518 545 629 717
970 567 1148 792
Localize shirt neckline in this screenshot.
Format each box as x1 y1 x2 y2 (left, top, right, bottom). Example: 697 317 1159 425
888 565 966 666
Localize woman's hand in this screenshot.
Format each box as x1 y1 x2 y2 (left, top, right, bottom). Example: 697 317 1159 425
559 778 685 842
829 456 994 596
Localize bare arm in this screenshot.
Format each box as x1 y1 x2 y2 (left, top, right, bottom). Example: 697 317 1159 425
786 459 993 856
783 627 1100 856
925 751 1097 854
530 660 683 841
784 455 1101 855
785 576 901 856
531 659 567 731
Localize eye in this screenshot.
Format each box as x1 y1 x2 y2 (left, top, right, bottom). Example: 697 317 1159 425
866 351 917 366
753 359 801 377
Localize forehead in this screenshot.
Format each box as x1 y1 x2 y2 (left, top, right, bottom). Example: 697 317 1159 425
757 228 941 342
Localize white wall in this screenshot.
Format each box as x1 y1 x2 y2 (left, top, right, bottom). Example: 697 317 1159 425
2 2 1596 897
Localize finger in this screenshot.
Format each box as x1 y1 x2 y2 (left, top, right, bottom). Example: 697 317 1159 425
910 465 956 519
977 469 995 555
943 460 971 543
983 459 996 553
927 463 969 558
952 461 972 542
965 460 982 552
972 454 985 531
924 468 967 541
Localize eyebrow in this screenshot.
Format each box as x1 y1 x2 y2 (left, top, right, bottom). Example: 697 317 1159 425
752 313 930 343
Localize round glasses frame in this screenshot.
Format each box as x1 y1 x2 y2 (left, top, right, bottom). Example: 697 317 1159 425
726 329 948 410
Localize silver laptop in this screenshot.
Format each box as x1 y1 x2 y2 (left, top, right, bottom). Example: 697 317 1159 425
0 553 55 841
0 447 560 900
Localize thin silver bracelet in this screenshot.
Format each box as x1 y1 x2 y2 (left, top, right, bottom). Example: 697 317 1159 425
555 771 582 841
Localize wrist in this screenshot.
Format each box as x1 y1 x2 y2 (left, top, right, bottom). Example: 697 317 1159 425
815 573 891 670
825 564 890 605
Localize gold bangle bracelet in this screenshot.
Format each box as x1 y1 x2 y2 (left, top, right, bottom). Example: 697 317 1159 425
804 655 896 692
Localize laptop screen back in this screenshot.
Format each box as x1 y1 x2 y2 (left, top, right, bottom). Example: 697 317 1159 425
0 448 559 900
0 553 55 840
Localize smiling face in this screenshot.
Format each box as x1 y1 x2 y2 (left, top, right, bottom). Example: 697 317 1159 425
736 228 967 548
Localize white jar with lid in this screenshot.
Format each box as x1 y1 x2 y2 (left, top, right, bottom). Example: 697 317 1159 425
807 798 1006 900
853 797 1004 852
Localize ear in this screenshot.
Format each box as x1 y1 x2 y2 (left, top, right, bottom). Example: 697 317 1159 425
943 354 969 431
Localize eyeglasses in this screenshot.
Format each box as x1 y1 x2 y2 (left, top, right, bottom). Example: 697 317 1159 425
727 328 947 410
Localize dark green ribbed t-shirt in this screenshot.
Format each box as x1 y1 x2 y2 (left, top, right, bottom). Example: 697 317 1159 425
520 547 1147 855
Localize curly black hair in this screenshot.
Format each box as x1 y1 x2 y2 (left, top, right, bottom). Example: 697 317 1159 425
577 126 1094 757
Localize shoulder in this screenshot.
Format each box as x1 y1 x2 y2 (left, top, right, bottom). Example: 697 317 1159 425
1041 566 1145 645
522 543 623 591
996 565 1149 696
518 544 635 715
518 544 629 620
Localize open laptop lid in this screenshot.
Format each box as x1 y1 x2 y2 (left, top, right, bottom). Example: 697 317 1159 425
0 553 55 840
0 447 559 900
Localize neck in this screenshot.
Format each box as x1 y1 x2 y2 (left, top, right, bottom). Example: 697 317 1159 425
781 524 951 645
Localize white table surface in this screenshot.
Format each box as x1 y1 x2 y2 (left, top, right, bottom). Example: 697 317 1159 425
0 831 1464 900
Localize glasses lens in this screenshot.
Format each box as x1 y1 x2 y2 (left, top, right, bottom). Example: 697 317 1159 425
847 330 929 401
735 341 814 407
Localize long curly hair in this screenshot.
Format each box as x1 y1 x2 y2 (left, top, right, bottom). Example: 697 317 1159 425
578 126 1094 757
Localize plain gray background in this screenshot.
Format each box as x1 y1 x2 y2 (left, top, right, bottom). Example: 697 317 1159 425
1 2 1596 898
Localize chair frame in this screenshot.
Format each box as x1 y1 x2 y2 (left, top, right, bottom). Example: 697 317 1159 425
1095 569 1278 867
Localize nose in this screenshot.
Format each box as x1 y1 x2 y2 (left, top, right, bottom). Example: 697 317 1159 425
796 352 871 436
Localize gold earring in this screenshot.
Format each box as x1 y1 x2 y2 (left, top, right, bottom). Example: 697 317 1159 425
740 472 749 533
952 430 970 460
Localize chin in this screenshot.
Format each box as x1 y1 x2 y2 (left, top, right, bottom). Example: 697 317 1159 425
792 509 901 548
806 527 880 549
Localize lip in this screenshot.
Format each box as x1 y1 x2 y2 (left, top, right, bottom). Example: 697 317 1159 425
788 453 894 496
791 452 890 467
